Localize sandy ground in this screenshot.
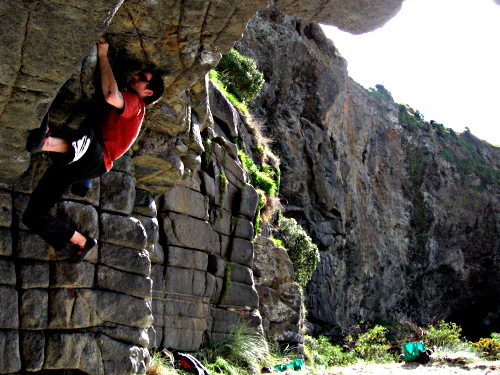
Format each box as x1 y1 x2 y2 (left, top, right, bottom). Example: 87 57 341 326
328 361 500 375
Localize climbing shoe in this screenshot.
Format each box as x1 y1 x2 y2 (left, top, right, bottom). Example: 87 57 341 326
71 179 92 197
26 113 50 153
70 234 96 261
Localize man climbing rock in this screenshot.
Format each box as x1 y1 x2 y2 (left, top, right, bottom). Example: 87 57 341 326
22 38 165 261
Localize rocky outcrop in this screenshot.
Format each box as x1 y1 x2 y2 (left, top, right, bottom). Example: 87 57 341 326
0 0 404 191
236 9 499 338
0 84 266 373
253 236 303 346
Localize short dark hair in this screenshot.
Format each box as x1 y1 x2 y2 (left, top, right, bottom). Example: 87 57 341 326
143 71 165 105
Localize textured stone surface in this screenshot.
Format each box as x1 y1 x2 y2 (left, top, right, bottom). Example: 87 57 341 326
0 228 12 256
57 200 99 240
20 261 49 288
100 213 147 250
50 261 95 288
100 171 136 215
0 285 19 329
0 330 21 373
20 289 49 329
274 0 403 33
230 238 254 268
97 265 152 299
134 188 157 217
22 331 45 372
253 236 303 344
239 183 259 221
97 334 150 375
0 257 16 285
17 230 52 260
0 190 12 227
100 243 151 277
45 333 104 374
220 281 259 309
167 246 208 271
163 212 220 252
161 185 209 221
253 236 294 289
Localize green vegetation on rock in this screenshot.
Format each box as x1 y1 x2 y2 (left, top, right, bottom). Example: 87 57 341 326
274 215 320 287
213 49 264 103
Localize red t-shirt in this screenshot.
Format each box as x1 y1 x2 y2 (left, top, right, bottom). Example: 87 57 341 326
100 91 145 171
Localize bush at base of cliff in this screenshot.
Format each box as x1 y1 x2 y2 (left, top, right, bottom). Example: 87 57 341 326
304 335 356 368
470 334 500 360
275 216 320 287
424 320 463 350
147 352 176 375
347 324 395 364
200 323 269 375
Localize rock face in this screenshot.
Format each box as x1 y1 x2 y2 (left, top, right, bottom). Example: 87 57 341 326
253 236 303 346
0 0 404 191
236 9 499 338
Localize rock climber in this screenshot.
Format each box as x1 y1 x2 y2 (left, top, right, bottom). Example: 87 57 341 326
22 38 165 261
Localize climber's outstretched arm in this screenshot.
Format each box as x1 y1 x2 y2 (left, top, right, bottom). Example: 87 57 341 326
97 38 124 109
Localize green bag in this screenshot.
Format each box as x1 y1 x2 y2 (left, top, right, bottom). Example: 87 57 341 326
403 342 427 362
274 359 303 372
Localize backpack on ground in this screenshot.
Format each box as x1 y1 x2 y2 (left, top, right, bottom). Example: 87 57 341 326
403 342 431 364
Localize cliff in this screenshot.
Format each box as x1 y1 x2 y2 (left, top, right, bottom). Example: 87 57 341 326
0 0 498 374
236 8 499 339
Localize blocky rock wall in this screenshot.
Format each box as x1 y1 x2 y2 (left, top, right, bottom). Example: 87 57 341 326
1 155 153 374
0 81 303 374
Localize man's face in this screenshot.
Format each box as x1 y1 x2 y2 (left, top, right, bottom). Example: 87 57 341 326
129 71 153 99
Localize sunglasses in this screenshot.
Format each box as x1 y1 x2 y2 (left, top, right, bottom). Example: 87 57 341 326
137 72 150 84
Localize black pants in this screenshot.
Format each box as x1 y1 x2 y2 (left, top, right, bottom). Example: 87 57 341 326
22 129 107 250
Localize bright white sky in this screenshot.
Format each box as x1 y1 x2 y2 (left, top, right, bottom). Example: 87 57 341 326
321 0 500 145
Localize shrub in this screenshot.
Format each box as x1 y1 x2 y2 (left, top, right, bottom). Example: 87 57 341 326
253 189 267 236
304 335 356 368
470 337 500 360
214 49 264 103
350 325 393 363
200 323 269 375
146 351 176 375
238 149 278 196
424 320 462 349
275 216 320 287
205 357 242 375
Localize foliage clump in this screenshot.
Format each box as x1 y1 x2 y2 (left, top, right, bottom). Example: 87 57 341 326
367 84 394 102
200 323 269 375
213 49 264 103
470 333 500 360
346 324 394 363
238 148 280 236
238 149 278 196
147 351 176 375
304 335 356 368
424 320 462 350
274 216 320 287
